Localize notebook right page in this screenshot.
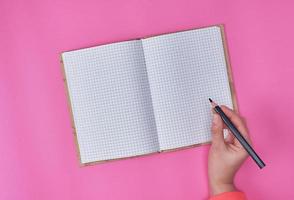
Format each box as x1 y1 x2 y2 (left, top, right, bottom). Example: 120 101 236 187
142 26 233 151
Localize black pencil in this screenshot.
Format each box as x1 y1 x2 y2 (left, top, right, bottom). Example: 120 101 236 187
209 98 266 169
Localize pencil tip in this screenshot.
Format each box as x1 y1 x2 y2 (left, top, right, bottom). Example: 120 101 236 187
209 99 218 107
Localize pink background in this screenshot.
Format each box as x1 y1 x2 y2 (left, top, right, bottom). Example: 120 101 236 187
1 0 294 199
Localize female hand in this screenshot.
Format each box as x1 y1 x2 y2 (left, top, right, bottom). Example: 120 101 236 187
208 106 250 196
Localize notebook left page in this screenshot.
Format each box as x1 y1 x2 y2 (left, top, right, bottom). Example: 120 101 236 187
62 40 159 164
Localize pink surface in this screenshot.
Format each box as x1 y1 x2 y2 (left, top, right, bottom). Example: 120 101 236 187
1 0 294 199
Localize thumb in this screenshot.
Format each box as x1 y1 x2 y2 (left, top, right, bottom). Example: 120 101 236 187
211 114 225 147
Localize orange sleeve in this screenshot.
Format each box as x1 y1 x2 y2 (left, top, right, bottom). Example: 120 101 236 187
209 191 246 200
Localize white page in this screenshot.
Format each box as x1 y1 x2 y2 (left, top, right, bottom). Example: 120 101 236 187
142 26 233 150
62 40 159 163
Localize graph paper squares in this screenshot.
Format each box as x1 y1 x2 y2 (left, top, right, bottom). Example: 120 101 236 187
62 26 233 164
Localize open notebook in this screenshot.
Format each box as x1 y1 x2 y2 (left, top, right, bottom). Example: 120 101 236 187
61 25 236 165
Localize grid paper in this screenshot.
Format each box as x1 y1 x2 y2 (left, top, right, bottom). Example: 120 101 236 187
62 40 159 163
142 26 233 150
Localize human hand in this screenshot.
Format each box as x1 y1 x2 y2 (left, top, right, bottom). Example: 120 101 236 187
208 106 250 196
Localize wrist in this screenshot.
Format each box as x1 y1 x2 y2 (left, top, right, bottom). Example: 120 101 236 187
210 182 236 196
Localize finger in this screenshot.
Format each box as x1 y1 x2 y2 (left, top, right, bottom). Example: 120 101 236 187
232 130 252 147
211 114 225 147
220 106 252 148
220 106 249 138
241 116 249 131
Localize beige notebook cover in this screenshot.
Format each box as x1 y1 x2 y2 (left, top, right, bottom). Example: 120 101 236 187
60 25 237 166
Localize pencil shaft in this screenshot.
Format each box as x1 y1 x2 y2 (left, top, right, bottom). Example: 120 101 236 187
214 106 266 169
